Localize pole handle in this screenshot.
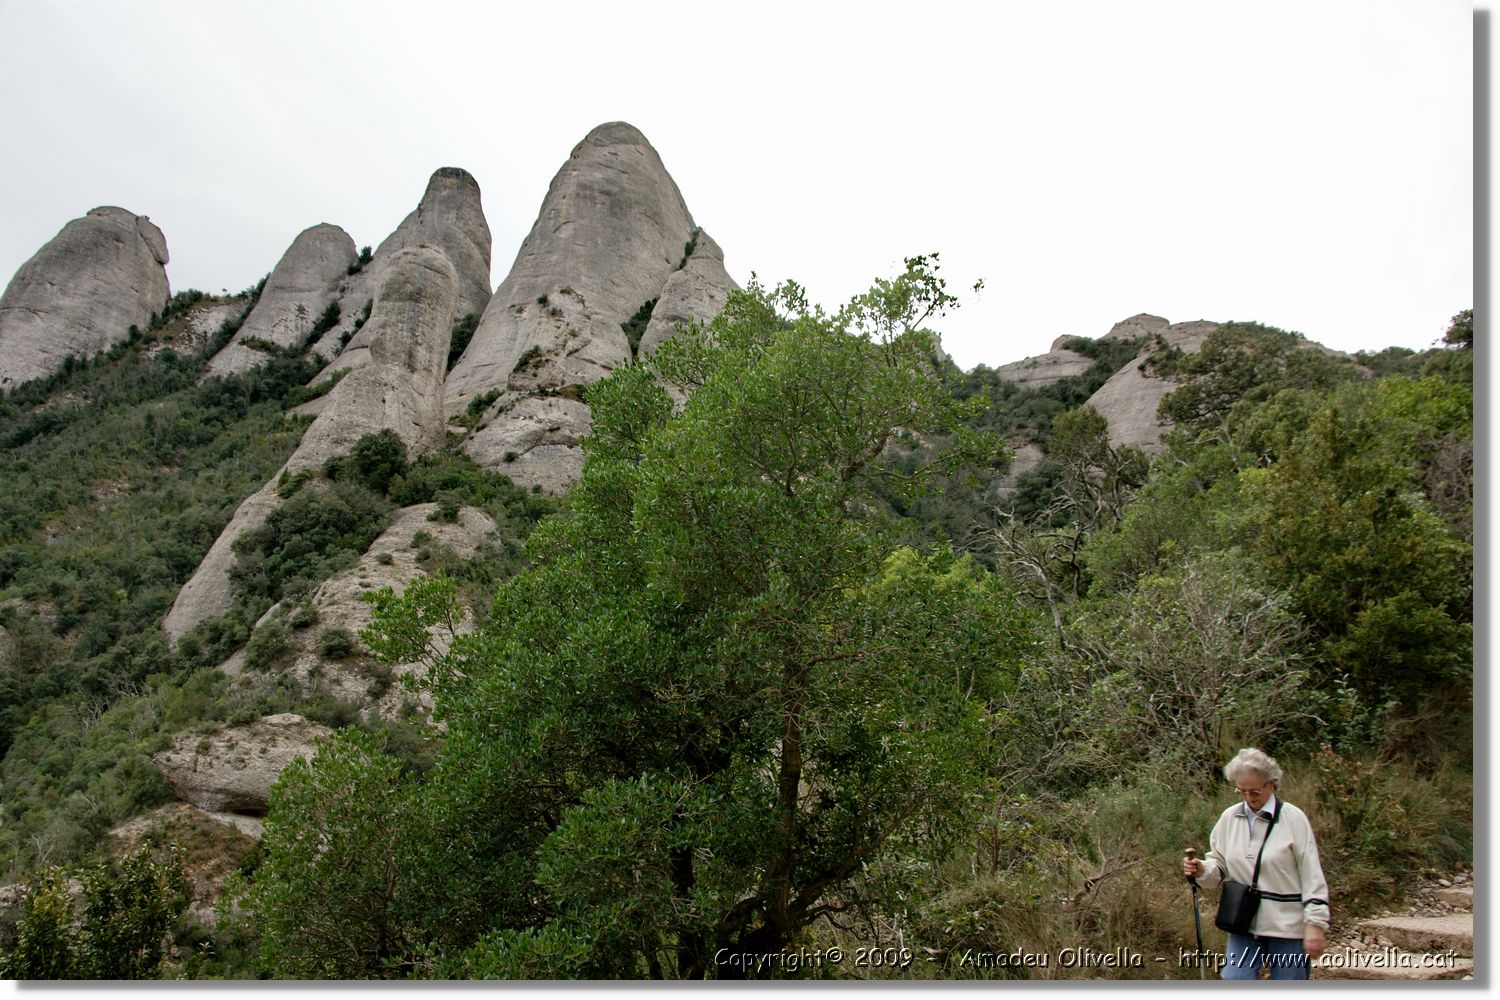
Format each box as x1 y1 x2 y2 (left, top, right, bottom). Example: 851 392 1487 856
1183 847 1199 886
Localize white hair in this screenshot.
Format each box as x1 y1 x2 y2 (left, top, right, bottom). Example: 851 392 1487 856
1224 747 1284 786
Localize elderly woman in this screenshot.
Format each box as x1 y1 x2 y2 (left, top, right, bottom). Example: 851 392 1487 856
1183 748 1330 980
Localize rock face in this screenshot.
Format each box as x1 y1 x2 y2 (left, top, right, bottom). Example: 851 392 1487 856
164 247 458 640
1086 318 1218 451
992 336 1095 391
318 167 492 374
1100 313 1171 343
152 714 331 815
227 503 497 720
294 246 458 463
0 207 170 391
206 224 356 375
638 230 736 355
448 122 736 491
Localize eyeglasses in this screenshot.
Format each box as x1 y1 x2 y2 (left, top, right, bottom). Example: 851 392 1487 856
1235 783 1270 797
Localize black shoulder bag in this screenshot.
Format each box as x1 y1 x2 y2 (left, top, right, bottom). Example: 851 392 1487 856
1214 799 1282 935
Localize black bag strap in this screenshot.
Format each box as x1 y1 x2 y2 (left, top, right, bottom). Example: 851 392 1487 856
1249 799 1282 889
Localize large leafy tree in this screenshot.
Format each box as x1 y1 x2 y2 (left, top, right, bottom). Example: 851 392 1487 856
247 259 1042 978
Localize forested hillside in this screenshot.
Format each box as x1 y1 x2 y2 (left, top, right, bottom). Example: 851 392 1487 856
0 260 1472 979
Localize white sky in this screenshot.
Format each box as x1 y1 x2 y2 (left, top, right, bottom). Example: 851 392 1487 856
0 0 1476 371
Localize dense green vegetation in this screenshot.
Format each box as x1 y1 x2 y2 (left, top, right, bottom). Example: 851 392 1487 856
0 296 554 903
0 263 1471 980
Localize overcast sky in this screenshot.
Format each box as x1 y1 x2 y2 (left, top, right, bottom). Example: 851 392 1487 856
0 1 1475 371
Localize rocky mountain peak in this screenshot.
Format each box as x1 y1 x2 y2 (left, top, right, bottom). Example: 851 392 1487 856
446 121 736 492
317 166 492 376
0 206 171 391
206 223 357 376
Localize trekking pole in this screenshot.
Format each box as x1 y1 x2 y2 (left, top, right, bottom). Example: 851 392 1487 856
1184 848 1206 980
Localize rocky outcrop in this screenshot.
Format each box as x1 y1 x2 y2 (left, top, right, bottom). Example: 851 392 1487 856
448 122 734 491
152 714 331 815
294 246 457 462
109 804 261 921
1086 318 1218 451
462 395 593 494
993 336 1095 391
1100 313 1171 343
164 247 458 641
163 490 279 642
0 207 170 391
227 503 497 720
638 230 737 355
318 167 491 374
206 224 356 375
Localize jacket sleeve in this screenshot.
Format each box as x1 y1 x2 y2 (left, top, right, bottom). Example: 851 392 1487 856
1292 810 1331 929
1199 812 1229 889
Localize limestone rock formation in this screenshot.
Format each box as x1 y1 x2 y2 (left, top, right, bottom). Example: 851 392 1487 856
295 246 457 462
227 503 497 720
206 223 356 375
993 336 1095 391
448 122 735 491
1086 318 1219 451
1101 313 1171 343
164 247 458 640
109 804 260 920
318 167 492 373
638 230 737 355
0 207 170 391
163 490 279 642
152 714 331 815
463 395 593 494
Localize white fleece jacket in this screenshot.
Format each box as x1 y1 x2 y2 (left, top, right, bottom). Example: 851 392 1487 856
1197 797 1331 938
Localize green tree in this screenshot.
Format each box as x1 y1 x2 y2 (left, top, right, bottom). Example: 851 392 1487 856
0 845 188 979
232 729 422 978
1236 378 1471 701
260 259 1039 979
1153 322 1360 437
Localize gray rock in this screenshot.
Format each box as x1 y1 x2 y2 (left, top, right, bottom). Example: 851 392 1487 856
991 441 1046 498
447 122 731 491
152 714 331 815
446 122 698 413
206 223 356 375
291 245 457 465
231 503 497 720
0 207 170 391
1101 313 1171 342
1085 318 1219 452
463 394 591 494
164 247 458 641
638 230 737 355
163 488 281 641
319 167 491 374
993 344 1094 391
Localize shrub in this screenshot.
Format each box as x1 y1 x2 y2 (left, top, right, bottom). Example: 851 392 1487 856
446 314 479 372
0 845 189 979
245 617 292 672
620 298 657 356
317 626 357 661
512 347 544 374
326 430 409 496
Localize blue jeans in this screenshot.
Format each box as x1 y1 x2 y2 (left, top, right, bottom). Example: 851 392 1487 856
1223 933 1310 980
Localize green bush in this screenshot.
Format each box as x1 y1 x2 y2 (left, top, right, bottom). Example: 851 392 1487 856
317 626 357 661
0 845 189 979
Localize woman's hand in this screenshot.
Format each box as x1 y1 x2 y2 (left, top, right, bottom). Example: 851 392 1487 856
1183 857 1204 879
1304 924 1327 960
